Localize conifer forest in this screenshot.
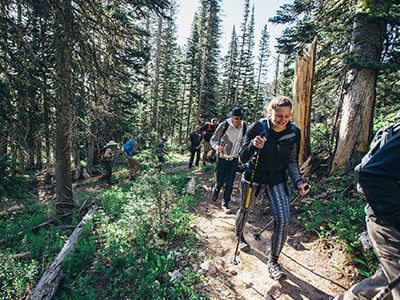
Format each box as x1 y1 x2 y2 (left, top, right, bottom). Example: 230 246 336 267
0 0 399 299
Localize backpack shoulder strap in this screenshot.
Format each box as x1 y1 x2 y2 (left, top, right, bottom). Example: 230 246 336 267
242 122 247 137
221 121 229 137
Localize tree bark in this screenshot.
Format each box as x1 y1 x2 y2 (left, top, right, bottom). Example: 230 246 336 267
86 122 96 176
329 0 389 175
292 37 316 166
54 0 74 213
152 12 163 131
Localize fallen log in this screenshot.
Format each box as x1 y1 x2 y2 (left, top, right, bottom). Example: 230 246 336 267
28 205 98 300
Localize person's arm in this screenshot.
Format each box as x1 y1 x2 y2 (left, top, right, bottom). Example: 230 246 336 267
286 134 304 188
188 134 192 147
359 133 400 230
239 121 262 164
199 124 207 136
197 136 203 149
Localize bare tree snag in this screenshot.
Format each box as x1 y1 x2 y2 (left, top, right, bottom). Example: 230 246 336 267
292 37 317 166
28 206 97 300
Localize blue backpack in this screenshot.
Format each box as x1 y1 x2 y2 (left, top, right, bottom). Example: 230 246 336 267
124 140 136 154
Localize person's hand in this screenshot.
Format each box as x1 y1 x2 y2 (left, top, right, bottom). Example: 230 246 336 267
252 136 267 149
217 145 223 153
298 184 310 196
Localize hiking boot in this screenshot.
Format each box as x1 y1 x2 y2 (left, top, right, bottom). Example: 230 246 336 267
189 165 192 169
203 161 206 166
221 204 231 214
235 235 251 252
267 259 287 281
212 191 219 202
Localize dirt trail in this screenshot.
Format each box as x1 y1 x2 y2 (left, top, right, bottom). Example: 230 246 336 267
72 155 361 299
185 165 360 300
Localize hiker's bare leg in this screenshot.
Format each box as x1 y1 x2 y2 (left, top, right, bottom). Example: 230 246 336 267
202 151 208 163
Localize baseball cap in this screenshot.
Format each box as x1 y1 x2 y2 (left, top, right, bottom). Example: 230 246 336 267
137 134 143 140
231 107 245 118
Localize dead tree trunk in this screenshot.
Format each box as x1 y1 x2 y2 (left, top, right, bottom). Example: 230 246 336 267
28 206 97 300
292 37 317 166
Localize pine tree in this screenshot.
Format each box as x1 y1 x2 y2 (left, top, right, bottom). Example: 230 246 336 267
239 5 256 115
195 0 221 125
254 24 270 121
232 0 250 108
221 26 239 115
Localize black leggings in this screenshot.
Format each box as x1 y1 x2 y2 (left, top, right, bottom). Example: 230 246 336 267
235 178 290 258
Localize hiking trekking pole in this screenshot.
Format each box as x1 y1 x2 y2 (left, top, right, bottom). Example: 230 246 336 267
253 184 309 240
232 131 266 265
372 272 400 300
205 153 220 212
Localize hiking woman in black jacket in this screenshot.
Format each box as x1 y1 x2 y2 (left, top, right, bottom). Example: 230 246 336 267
235 96 309 281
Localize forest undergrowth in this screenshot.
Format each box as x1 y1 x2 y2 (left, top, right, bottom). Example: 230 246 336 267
0 149 378 299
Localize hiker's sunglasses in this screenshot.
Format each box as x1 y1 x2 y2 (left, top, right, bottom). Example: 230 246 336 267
233 116 244 121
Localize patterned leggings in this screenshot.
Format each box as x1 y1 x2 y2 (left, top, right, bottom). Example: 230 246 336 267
235 178 290 258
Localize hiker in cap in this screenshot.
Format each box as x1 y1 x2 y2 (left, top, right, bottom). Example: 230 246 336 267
210 107 246 214
188 125 203 169
334 122 400 299
99 140 117 184
236 96 309 281
200 118 218 165
158 135 169 163
124 135 144 180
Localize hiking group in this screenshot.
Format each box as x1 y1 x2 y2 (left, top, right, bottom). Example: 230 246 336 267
98 95 400 298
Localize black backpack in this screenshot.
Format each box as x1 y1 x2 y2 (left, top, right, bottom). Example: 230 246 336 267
220 120 247 138
354 121 400 194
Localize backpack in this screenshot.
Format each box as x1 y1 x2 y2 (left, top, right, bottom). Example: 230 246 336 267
261 119 300 157
354 121 400 194
98 147 108 164
205 122 217 134
123 140 136 154
220 120 247 139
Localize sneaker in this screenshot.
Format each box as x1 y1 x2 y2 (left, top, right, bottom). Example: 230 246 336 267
267 259 287 281
235 235 251 252
212 191 219 202
221 204 231 214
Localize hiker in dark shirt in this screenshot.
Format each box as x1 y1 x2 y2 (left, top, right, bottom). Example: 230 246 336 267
334 131 400 300
188 125 203 169
236 96 309 281
200 118 218 165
